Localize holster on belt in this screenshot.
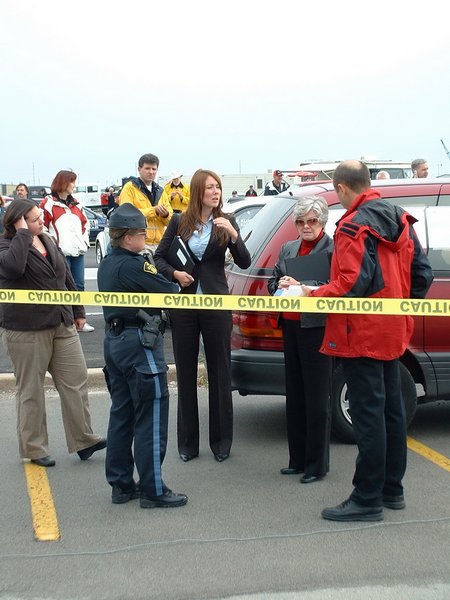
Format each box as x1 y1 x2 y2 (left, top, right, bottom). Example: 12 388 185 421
137 309 162 349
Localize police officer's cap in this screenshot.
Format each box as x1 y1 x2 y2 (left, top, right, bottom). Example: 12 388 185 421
109 203 146 229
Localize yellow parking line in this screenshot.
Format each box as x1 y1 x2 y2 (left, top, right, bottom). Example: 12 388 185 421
407 436 450 472
23 463 61 541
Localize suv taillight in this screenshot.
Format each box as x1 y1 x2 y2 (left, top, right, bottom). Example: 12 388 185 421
231 311 284 351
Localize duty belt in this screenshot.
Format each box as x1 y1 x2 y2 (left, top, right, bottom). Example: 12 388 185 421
108 316 166 335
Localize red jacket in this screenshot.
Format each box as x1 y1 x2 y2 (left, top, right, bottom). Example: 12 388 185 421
40 194 89 257
310 190 433 360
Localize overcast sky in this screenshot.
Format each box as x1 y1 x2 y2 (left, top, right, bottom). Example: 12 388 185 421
2 0 450 187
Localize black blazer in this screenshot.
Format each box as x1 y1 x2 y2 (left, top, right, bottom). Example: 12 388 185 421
154 213 251 295
268 233 333 328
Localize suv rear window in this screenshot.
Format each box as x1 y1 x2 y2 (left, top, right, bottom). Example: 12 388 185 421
231 195 297 271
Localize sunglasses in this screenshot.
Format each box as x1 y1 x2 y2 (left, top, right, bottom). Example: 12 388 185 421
295 218 319 227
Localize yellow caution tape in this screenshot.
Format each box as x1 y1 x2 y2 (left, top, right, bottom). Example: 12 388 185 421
0 289 450 316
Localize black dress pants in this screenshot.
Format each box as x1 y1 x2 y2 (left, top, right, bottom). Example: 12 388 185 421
342 357 407 507
282 321 332 477
171 308 233 456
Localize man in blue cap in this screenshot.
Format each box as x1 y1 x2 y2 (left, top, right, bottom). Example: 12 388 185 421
97 203 187 508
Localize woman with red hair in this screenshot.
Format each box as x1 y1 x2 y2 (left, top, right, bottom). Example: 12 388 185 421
40 170 94 331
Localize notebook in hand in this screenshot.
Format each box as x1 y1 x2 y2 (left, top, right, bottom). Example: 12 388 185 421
284 252 330 283
166 236 196 274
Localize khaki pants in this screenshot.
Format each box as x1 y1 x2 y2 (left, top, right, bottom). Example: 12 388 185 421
2 323 102 459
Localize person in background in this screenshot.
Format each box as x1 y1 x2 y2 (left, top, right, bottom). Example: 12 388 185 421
302 160 433 522
15 183 29 199
102 186 118 217
264 170 290 195
268 196 333 483
245 185 257 197
97 203 187 508
0 199 106 467
119 153 172 251
411 158 429 178
15 183 41 206
154 169 251 463
376 170 390 180
40 170 94 332
0 196 5 233
161 170 190 214
107 186 117 212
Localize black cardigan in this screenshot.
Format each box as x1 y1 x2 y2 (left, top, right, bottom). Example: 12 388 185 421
0 229 85 331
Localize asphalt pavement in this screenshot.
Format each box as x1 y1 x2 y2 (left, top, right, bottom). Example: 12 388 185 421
0 387 449 599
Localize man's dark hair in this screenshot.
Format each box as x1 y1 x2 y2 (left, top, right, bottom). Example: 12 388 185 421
15 182 29 195
138 153 159 168
333 160 371 193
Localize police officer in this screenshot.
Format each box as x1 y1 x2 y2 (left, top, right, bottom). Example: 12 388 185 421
97 203 187 509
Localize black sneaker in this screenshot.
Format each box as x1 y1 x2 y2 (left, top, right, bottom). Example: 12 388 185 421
140 489 188 509
382 494 406 510
322 498 383 522
77 439 107 461
111 485 140 504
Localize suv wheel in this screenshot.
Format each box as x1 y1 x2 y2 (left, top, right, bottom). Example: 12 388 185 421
331 361 417 444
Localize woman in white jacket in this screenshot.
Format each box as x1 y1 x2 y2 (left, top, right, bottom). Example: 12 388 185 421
40 170 94 331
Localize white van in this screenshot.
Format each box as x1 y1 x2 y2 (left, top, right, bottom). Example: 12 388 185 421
295 159 413 181
74 183 102 208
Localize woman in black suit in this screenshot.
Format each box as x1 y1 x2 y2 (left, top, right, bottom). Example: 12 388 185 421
268 196 333 483
154 169 251 462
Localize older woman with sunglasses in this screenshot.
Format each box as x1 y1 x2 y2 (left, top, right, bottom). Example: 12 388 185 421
268 196 333 483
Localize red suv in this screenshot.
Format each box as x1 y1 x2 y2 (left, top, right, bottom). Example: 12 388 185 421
226 178 450 443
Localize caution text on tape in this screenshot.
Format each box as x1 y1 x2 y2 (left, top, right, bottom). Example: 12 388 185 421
0 289 450 316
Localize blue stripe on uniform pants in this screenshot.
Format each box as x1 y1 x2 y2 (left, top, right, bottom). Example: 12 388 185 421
140 332 163 497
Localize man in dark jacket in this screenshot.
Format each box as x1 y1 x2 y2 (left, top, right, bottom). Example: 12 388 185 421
302 160 433 521
264 170 289 195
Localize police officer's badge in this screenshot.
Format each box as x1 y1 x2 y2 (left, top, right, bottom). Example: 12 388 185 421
143 262 158 275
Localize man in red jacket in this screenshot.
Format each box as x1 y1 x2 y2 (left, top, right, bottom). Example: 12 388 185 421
302 160 433 521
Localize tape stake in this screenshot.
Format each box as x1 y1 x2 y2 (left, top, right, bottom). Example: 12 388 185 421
24 463 61 541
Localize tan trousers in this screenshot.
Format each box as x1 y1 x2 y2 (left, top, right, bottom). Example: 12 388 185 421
2 323 102 459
